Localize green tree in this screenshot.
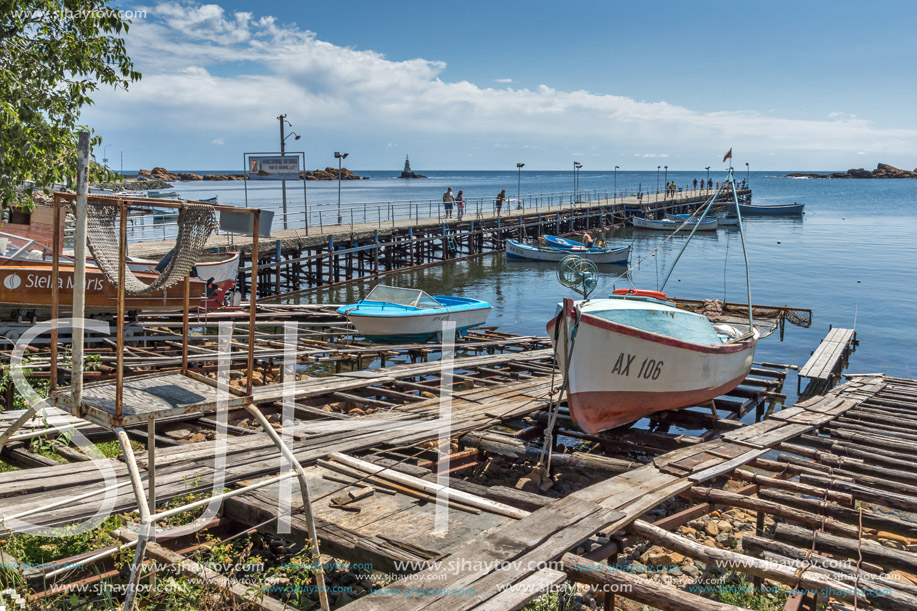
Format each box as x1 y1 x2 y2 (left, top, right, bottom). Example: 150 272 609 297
0 0 140 205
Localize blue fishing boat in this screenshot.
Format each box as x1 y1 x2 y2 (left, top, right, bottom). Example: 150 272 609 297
506 240 630 264
634 216 718 231
337 285 492 343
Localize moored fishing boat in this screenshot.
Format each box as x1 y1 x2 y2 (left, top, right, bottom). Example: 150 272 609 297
734 202 804 215
338 285 491 343
506 240 631 264
547 290 758 433
634 216 718 231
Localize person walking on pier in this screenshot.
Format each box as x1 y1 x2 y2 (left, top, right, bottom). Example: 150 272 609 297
456 190 465 221
443 187 455 219
693 178 698 191
495 189 506 216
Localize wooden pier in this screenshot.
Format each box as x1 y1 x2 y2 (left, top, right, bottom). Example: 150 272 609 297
125 188 751 299
798 326 857 396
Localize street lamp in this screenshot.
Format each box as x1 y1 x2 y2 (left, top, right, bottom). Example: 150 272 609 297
278 114 301 230
573 161 582 201
705 166 710 188
335 152 349 224
664 165 668 190
614 166 619 202
103 145 110 166
516 163 525 208
656 165 660 201
745 162 750 186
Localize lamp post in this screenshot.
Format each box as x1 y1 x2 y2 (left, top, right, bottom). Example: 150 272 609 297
103 145 110 167
573 162 582 201
335 152 349 224
705 166 710 189
516 163 524 208
745 162 750 186
278 114 301 230
664 165 668 190
656 165 660 201
614 166 619 202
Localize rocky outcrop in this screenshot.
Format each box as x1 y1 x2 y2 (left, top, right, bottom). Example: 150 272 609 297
132 166 364 182
305 167 362 181
786 163 917 179
400 170 427 179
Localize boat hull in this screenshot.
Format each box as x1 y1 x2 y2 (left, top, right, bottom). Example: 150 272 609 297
547 299 757 433
634 216 718 231
344 305 492 343
506 240 630 264
728 203 805 215
0 262 207 315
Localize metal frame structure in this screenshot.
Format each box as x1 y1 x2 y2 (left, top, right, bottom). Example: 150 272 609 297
0 192 330 611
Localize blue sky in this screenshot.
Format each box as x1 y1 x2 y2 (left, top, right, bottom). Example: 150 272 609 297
87 0 917 171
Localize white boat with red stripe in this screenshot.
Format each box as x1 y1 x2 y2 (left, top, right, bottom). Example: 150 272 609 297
546 289 758 433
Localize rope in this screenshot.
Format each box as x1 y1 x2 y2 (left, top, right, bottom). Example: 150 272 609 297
591 185 726 300
86 202 217 295
539 306 580 472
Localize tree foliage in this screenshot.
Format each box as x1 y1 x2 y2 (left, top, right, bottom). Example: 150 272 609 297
0 0 140 205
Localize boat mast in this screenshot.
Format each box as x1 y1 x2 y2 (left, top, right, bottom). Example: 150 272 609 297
728 167 754 330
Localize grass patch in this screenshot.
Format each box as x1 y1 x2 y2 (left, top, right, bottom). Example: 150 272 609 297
711 574 788 611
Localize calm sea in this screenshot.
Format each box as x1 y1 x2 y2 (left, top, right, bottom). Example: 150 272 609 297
166 170 917 397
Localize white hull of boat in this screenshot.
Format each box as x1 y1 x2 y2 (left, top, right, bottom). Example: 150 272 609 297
347 306 491 342
633 217 718 231
548 298 757 433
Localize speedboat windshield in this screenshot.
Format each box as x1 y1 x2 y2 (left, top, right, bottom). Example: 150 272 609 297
364 285 443 309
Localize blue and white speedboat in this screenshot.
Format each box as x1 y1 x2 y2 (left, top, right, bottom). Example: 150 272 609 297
338 285 492 343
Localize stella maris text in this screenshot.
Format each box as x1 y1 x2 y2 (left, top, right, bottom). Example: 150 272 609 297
25 274 105 291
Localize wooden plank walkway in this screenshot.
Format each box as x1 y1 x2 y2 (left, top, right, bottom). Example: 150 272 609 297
128 189 751 258
798 327 857 395
342 376 884 610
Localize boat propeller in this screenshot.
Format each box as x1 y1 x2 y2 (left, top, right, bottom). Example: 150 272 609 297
557 255 598 299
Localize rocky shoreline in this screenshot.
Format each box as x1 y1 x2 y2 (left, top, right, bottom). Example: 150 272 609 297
786 162 917 179
131 166 365 182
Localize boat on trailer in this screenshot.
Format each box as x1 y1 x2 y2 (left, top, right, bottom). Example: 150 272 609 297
548 168 759 433
547 290 758 433
506 240 631 264
338 285 492 343
634 216 718 231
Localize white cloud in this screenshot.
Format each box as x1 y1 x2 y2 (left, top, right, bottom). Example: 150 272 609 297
83 2 917 167
211 137 224 145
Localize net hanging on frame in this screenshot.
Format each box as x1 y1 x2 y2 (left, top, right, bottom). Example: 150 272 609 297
86 202 217 295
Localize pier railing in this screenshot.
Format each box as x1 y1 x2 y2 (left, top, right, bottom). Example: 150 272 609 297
84 185 726 243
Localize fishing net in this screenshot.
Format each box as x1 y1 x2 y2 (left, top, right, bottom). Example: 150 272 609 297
86 202 217 295
677 299 812 328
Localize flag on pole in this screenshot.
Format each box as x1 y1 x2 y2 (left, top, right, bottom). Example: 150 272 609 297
723 148 733 163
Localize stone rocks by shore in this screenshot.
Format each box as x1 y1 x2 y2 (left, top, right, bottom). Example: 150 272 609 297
786 163 917 179
131 166 366 182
